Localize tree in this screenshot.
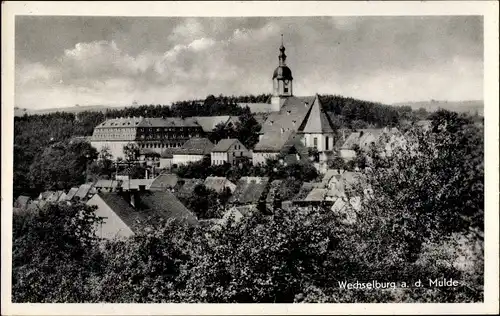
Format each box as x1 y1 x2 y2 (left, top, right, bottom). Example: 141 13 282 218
28 139 97 192
12 202 103 302
354 110 483 263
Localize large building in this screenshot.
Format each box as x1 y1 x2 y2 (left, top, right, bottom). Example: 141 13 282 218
91 116 237 159
252 40 337 165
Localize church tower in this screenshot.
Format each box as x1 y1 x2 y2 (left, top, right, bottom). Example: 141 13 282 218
271 35 293 111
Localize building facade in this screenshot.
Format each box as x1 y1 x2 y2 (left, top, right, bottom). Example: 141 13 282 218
91 117 205 159
211 138 250 165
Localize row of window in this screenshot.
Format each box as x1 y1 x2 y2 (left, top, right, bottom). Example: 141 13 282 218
140 143 183 149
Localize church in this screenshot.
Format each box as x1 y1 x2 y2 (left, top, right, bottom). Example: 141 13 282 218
251 38 337 165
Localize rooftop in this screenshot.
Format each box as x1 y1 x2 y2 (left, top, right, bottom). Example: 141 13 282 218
97 191 198 232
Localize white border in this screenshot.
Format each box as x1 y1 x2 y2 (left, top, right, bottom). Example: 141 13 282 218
2 1 499 315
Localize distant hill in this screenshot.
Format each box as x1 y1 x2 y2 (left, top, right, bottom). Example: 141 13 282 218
393 100 484 116
14 105 130 117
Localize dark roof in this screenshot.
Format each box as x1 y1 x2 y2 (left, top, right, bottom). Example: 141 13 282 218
75 184 93 199
175 178 204 196
254 131 295 152
95 179 119 189
298 95 336 133
272 65 293 80
172 138 214 155
150 174 179 190
293 182 315 201
259 96 315 134
228 176 270 205
15 195 31 209
212 139 243 152
97 191 198 232
204 176 235 193
65 187 79 200
137 117 199 128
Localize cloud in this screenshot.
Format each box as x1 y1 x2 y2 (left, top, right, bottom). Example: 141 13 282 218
15 16 483 110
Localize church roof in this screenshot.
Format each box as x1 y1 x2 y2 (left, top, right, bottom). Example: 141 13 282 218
254 130 295 152
272 65 293 80
212 139 240 152
259 96 315 134
298 95 336 133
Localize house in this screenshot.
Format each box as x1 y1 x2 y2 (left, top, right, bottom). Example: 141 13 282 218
191 116 240 133
172 138 214 166
46 191 65 202
331 196 362 225
159 149 174 169
95 179 121 192
204 176 237 193
222 204 258 223
150 173 179 191
228 176 270 206
90 117 204 159
211 139 250 166
73 183 96 202
252 131 295 165
14 195 31 209
293 182 316 201
64 187 79 201
37 191 54 201
174 178 204 196
86 190 198 239
120 178 154 191
339 128 402 160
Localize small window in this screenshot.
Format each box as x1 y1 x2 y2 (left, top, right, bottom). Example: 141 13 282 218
314 137 318 147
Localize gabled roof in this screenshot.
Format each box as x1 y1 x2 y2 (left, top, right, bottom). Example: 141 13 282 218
175 178 204 196
46 191 65 202
298 95 336 133
172 138 214 155
15 195 31 209
293 182 315 201
228 176 270 205
75 184 93 200
122 179 154 190
304 188 329 202
212 139 243 152
254 130 295 152
65 187 79 200
224 204 258 222
95 191 198 232
204 176 235 193
137 117 199 128
150 174 179 190
259 96 316 134
95 179 119 189
38 191 54 200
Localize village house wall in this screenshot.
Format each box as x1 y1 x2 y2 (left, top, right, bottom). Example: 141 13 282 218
87 195 134 240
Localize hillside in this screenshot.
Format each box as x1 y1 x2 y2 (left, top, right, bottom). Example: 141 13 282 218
393 100 484 116
14 105 129 117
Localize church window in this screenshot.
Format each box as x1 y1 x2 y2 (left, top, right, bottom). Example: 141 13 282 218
326 136 330 150
314 137 318 148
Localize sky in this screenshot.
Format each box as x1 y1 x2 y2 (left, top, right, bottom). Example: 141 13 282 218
15 16 483 110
